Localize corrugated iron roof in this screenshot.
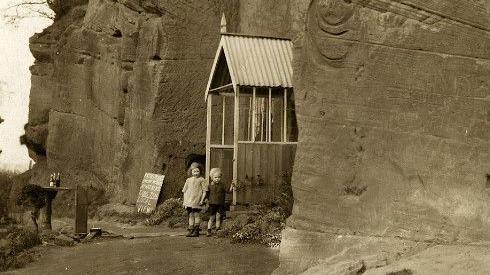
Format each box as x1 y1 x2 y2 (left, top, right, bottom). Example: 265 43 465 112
206 33 293 94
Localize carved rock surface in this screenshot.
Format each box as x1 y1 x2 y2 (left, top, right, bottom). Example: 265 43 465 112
277 0 490 273
25 0 490 272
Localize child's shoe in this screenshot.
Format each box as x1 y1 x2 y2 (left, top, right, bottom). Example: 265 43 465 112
206 229 212 237
190 226 200 237
186 227 194 237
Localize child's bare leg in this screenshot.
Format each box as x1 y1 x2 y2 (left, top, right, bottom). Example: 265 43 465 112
188 212 195 228
208 215 215 230
216 212 222 229
194 212 201 226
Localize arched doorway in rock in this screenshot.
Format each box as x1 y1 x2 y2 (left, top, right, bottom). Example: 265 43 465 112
185 154 206 171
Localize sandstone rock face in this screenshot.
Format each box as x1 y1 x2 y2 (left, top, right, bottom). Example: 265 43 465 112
24 0 291 210
277 0 490 273
26 0 490 272
25 0 241 206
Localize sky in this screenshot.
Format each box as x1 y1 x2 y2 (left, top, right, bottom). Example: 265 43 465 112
0 1 52 171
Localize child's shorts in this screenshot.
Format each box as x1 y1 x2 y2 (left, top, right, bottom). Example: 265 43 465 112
186 207 201 214
208 204 225 215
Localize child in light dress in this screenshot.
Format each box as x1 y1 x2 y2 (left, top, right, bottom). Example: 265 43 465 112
182 162 208 237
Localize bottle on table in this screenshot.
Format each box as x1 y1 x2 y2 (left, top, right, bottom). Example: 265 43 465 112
49 174 55 187
55 173 61 187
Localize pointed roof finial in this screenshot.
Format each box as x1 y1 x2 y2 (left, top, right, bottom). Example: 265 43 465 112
220 13 227 33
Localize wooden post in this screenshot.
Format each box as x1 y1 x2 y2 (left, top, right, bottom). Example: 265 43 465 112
248 97 252 141
232 86 240 206
268 87 272 142
251 87 256 142
42 191 56 230
222 96 226 145
206 94 212 180
75 185 88 235
283 88 288 142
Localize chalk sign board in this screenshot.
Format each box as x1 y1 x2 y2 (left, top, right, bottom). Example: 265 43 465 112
136 173 165 214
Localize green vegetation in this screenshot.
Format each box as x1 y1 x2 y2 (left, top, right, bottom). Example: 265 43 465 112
216 205 288 247
218 178 293 247
145 198 187 228
0 225 41 272
94 203 147 225
0 170 15 223
0 170 41 271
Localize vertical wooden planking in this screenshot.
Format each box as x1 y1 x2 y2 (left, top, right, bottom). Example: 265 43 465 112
275 144 282 187
263 144 269 198
245 143 253 204
225 149 234 204
283 145 289 180
253 143 261 204
281 145 289 183
244 143 251 204
238 144 245 183
260 144 269 203
268 144 277 201
237 144 245 204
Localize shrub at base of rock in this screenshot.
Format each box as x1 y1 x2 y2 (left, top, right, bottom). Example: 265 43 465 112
53 234 75 247
145 198 187 228
0 226 41 272
0 171 15 222
215 205 288 247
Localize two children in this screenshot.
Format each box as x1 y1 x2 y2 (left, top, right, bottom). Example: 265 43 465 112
182 163 233 237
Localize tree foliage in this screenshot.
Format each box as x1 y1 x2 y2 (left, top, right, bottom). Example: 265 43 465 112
3 0 55 24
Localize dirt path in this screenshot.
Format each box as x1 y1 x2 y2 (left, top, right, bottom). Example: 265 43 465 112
6 235 279 274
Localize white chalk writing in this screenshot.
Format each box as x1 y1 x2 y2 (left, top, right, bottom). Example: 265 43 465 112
136 173 165 214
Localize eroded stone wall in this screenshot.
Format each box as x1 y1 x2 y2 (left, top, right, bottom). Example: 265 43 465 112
25 0 241 207
23 0 292 211
277 0 490 273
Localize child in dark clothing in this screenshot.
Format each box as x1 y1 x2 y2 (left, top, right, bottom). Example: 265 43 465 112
206 168 234 236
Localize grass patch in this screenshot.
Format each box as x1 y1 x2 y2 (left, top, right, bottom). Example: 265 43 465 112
145 198 187 228
0 225 41 272
216 179 293 247
0 170 16 223
216 205 288 247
